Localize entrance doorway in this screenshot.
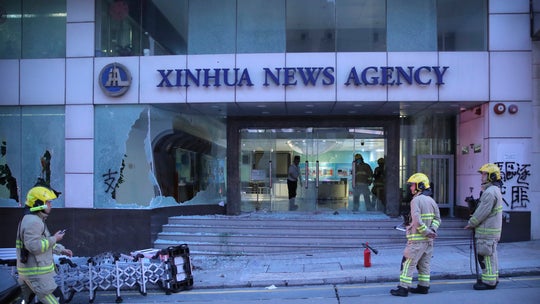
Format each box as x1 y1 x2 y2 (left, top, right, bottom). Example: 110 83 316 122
417 154 455 216
239 127 386 213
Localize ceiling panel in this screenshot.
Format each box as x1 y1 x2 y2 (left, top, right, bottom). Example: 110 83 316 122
419 101 484 116
234 102 288 116
285 102 336 115
156 100 481 118
375 102 434 117
331 101 386 116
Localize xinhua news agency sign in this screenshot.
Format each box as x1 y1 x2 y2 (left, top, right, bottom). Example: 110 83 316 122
156 65 449 88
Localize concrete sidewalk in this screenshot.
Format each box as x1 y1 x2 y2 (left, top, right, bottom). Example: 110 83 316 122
6 240 540 303
60 240 540 303
190 240 540 289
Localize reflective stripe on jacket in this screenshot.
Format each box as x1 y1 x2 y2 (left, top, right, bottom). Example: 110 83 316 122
16 213 62 277
406 193 442 242
468 184 503 240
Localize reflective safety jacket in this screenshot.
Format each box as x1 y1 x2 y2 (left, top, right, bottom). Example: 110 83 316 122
468 183 503 241
406 193 442 241
354 161 373 185
16 212 66 277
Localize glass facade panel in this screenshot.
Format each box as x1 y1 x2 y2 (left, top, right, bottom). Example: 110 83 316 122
0 0 66 59
96 0 142 57
437 0 487 51
92 0 488 56
94 105 226 208
96 0 188 57
286 0 336 53
0 0 22 59
336 0 386 52
387 0 437 52
22 0 66 58
188 0 236 55
2 0 488 58
142 0 188 55
0 106 65 208
237 0 286 53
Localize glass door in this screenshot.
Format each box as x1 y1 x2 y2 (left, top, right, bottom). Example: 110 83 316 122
310 128 350 211
239 126 386 213
277 127 348 213
350 128 387 212
275 127 317 212
239 129 277 212
300 128 317 211
301 127 384 212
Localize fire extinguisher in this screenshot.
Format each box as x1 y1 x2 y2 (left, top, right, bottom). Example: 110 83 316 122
362 242 378 267
363 242 371 267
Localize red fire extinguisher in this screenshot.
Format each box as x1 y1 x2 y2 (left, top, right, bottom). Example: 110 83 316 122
364 242 371 267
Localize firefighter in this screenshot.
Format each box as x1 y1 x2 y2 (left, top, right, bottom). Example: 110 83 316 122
371 157 385 211
16 186 73 304
390 173 441 297
464 163 503 290
352 153 373 211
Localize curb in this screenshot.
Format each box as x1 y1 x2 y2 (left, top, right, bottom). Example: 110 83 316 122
191 267 540 290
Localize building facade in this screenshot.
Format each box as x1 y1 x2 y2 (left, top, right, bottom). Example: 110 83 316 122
0 0 538 252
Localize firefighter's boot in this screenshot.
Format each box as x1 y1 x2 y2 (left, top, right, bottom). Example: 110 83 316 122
409 285 429 294
473 282 497 290
390 286 408 297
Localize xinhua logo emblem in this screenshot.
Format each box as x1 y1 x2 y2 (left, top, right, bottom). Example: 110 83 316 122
99 62 132 97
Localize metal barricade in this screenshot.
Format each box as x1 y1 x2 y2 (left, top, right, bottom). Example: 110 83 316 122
55 244 193 303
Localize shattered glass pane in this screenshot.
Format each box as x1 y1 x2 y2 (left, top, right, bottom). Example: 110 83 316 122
94 105 149 208
94 105 227 209
22 106 65 207
0 106 65 207
0 107 22 207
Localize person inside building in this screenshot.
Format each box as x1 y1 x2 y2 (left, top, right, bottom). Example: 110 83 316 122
371 157 385 211
352 153 373 211
390 173 441 297
287 155 301 211
16 185 73 304
464 163 503 290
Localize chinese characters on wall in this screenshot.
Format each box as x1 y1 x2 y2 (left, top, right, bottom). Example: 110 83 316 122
496 161 530 210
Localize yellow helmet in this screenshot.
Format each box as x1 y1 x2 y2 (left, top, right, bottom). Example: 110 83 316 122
478 163 501 182
407 173 430 190
26 186 57 212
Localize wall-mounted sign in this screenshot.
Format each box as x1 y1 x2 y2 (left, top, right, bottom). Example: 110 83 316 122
156 65 449 89
99 62 132 97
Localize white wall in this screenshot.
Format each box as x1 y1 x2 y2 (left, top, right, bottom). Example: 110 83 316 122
64 0 96 208
531 41 540 240
456 107 486 206
481 0 536 239
456 0 536 239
